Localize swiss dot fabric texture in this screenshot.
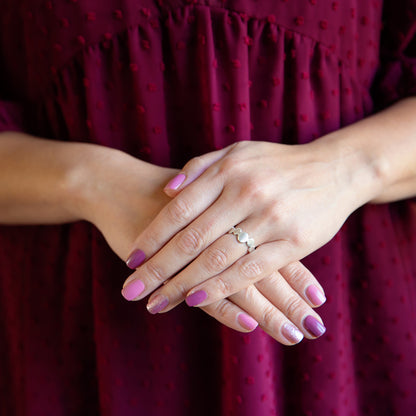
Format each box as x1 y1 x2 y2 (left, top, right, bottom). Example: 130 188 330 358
1 1 416 415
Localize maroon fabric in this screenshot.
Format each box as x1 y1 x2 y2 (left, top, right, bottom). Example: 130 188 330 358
1 1 416 415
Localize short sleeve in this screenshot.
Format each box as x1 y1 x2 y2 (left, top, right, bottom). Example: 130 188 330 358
371 0 416 110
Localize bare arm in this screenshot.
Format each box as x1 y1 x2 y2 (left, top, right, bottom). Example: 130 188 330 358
0 131 323 344
0 131 172 226
316 96 416 204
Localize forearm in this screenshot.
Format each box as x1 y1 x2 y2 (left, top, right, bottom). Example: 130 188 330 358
316 96 416 205
0 131 98 224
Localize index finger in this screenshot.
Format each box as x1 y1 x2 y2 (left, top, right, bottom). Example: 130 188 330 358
124 166 223 270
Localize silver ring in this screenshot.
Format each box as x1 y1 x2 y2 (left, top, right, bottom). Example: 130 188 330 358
228 226 256 253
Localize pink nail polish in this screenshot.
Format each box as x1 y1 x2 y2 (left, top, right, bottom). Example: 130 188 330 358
165 173 186 191
237 313 258 331
281 322 304 344
304 315 326 337
306 285 326 306
126 249 146 269
185 290 207 307
147 295 169 314
121 279 145 301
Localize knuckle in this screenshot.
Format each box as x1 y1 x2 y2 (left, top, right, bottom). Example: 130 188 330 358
217 156 237 177
264 203 283 224
261 305 278 328
241 284 257 303
215 276 233 297
144 231 163 250
289 225 307 248
212 300 230 319
167 197 193 225
238 258 264 281
284 296 305 318
168 279 188 298
144 261 166 284
175 227 205 256
204 247 229 274
284 262 311 286
238 177 262 199
185 155 205 172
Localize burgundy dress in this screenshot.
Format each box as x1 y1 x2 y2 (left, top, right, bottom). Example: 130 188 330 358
1 1 416 415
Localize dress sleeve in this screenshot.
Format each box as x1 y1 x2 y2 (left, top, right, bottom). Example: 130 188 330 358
371 0 416 110
0 99 26 133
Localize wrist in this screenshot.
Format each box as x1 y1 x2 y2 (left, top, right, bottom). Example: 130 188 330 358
310 129 385 211
66 143 176 224
57 141 105 222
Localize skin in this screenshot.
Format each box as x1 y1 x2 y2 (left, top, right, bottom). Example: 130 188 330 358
0 132 322 345
121 96 416 339
2 96 416 345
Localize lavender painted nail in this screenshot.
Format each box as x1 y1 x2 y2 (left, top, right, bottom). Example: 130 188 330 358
126 249 146 269
147 295 169 314
304 315 326 338
185 290 207 307
165 173 186 191
306 285 327 306
121 279 145 301
237 313 258 331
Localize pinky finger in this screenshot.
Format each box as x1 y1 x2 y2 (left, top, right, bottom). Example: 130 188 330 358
200 300 259 333
163 144 237 197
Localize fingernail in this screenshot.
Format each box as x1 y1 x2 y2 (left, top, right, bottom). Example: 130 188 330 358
281 322 304 344
121 279 145 301
126 249 146 269
185 290 207 307
147 295 169 314
306 285 326 306
165 173 186 191
237 313 258 331
304 316 326 338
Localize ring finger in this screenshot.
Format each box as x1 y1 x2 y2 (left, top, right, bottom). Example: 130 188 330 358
122 209 279 304
144 216 282 313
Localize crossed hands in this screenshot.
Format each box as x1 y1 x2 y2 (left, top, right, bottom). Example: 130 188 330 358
112 137 370 346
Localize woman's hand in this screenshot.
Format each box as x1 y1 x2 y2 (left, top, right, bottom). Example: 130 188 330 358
68 141 326 344
198 261 327 344
121 136 377 331
0 132 326 344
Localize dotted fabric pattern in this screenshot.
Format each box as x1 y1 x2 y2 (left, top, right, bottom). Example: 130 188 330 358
0 1 416 415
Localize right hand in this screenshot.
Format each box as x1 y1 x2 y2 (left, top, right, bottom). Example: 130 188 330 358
73 145 326 345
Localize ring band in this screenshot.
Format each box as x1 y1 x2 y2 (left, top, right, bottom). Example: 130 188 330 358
228 226 256 253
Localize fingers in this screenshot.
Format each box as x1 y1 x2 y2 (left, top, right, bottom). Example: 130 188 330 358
163 145 235 197
180 242 326 310
202 268 326 342
253 270 326 339
200 298 259 333
123 166 224 271
121 191 246 302
141 216 277 311
154 270 325 345
227 284 306 345
279 262 326 307
200 284 306 346
145 261 326 344
180 240 296 307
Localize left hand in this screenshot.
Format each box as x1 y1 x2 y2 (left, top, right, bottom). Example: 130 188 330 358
121 138 375 312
